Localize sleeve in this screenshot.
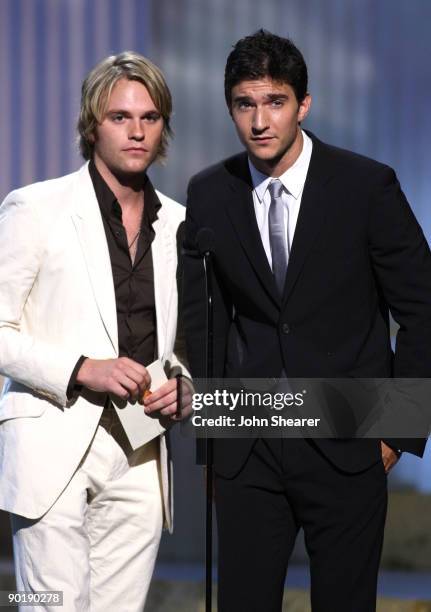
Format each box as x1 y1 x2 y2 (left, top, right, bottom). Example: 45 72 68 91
367 166 431 455
0 192 83 406
164 220 192 381
66 355 87 400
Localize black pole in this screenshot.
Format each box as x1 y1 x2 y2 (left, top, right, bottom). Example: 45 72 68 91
203 250 214 612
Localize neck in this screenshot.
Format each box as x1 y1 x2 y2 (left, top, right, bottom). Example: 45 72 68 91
93 156 145 210
251 128 304 178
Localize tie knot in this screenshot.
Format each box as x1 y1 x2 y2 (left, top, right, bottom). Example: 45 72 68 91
268 179 284 200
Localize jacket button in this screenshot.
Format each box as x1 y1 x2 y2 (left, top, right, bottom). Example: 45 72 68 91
282 323 290 334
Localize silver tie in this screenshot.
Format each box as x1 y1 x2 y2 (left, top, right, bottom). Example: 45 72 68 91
268 179 288 294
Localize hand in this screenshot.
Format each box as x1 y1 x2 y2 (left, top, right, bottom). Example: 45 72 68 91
76 357 150 402
380 441 400 474
143 377 193 421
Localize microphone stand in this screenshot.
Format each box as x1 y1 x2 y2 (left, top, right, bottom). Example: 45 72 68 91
203 248 214 612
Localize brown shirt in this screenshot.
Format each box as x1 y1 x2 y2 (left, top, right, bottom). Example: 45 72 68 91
67 162 161 397
89 160 161 365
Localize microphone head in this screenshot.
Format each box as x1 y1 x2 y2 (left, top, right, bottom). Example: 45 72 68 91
196 227 215 255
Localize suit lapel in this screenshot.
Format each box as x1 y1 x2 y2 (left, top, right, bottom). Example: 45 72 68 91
71 164 118 354
223 154 280 306
151 203 175 360
282 136 334 304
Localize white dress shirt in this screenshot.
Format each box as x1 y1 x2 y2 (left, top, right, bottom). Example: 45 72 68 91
248 130 313 269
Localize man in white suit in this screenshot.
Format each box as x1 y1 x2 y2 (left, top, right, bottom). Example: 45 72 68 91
0 52 191 611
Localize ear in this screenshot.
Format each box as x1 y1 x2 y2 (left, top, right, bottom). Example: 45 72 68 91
298 94 312 122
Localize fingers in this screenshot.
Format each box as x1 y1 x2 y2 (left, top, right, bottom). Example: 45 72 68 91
143 378 193 420
144 380 177 416
109 379 135 401
77 357 151 400
107 358 150 401
380 441 399 473
112 373 142 401
117 357 151 397
120 358 151 385
386 454 399 472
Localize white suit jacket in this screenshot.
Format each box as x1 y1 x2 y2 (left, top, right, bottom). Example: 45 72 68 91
0 163 189 529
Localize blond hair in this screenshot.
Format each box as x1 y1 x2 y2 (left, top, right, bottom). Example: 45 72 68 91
77 51 172 162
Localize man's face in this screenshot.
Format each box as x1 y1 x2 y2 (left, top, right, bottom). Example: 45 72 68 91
92 78 164 179
230 77 311 174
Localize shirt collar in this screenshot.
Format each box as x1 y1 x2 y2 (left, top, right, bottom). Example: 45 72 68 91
248 130 313 202
88 159 161 224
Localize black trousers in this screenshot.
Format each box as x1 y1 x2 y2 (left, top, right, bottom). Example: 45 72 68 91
215 438 387 612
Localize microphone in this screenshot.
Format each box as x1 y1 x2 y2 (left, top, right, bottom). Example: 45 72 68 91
194 226 215 612
196 227 214 379
196 227 215 256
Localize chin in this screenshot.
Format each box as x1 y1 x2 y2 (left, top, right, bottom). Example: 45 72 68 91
251 151 279 165
122 163 150 175
112 166 147 184
249 145 278 158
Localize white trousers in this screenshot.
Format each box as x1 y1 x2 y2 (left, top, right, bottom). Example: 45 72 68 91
10 418 163 612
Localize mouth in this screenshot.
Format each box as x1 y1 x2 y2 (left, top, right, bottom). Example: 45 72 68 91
251 136 274 144
123 147 149 153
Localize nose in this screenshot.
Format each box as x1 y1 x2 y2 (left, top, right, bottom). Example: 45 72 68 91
251 106 269 134
129 119 144 141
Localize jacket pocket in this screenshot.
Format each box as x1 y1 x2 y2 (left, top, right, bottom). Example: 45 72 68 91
0 382 47 421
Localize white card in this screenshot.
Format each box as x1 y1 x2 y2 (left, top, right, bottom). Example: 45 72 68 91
112 359 168 450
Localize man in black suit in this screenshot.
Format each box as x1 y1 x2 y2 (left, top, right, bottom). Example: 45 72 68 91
183 30 431 611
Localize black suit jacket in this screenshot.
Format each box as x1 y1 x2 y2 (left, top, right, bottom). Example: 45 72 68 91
183 132 431 476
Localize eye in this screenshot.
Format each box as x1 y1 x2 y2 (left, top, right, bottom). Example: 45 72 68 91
111 113 125 123
236 100 253 111
270 99 284 107
144 112 162 123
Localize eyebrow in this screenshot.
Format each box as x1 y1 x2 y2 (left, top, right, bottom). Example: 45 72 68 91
265 93 289 101
106 108 160 116
232 93 289 104
232 96 253 104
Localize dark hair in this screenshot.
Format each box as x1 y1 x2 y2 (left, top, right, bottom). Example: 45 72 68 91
224 30 308 108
